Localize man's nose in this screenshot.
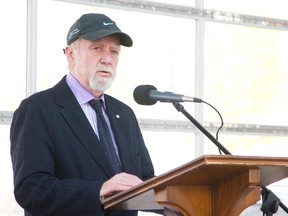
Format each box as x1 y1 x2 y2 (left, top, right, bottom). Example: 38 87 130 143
100 51 112 64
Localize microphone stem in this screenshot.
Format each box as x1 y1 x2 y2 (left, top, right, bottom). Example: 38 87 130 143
172 102 231 155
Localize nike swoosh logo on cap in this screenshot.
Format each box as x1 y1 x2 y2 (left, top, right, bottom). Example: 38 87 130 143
103 22 114 26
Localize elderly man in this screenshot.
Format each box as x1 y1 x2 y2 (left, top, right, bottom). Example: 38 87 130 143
11 13 157 216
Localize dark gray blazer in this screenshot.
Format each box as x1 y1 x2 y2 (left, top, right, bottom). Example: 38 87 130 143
10 76 155 216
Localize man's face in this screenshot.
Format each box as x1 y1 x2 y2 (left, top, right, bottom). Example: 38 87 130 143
67 35 121 96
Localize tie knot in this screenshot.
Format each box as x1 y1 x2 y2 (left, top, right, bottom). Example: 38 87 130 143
89 99 103 114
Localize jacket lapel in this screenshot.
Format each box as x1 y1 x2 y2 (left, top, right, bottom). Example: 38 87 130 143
53 77 115 177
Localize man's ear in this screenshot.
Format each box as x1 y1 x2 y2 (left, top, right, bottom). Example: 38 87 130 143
65 46 75 64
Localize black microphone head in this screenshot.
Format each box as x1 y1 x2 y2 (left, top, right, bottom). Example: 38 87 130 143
133 85 157 105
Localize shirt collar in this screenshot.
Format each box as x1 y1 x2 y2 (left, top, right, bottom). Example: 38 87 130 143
66 73 106 106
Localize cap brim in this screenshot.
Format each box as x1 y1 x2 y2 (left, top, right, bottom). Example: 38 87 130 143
79 30 133 47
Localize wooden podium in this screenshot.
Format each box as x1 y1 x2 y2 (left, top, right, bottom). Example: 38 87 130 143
103 155 288 216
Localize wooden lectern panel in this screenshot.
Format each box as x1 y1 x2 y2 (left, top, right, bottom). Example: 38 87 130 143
103 155 288 216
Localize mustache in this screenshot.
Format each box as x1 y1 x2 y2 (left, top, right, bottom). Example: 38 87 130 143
96 68 114 74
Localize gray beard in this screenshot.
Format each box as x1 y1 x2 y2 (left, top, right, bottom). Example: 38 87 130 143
89 76 114 92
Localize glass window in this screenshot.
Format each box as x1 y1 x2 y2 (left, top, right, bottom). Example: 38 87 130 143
204 22 288 126
204 134 288 157
145 0 195 7
143 131 195 175
0 0 26 111
205 0 288 19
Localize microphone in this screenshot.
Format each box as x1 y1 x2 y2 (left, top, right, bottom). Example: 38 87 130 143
133 85 202 105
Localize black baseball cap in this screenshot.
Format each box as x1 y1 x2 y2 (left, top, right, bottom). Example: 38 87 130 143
66 13 133 47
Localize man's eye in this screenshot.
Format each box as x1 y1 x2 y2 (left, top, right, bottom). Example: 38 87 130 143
111 50 119 55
